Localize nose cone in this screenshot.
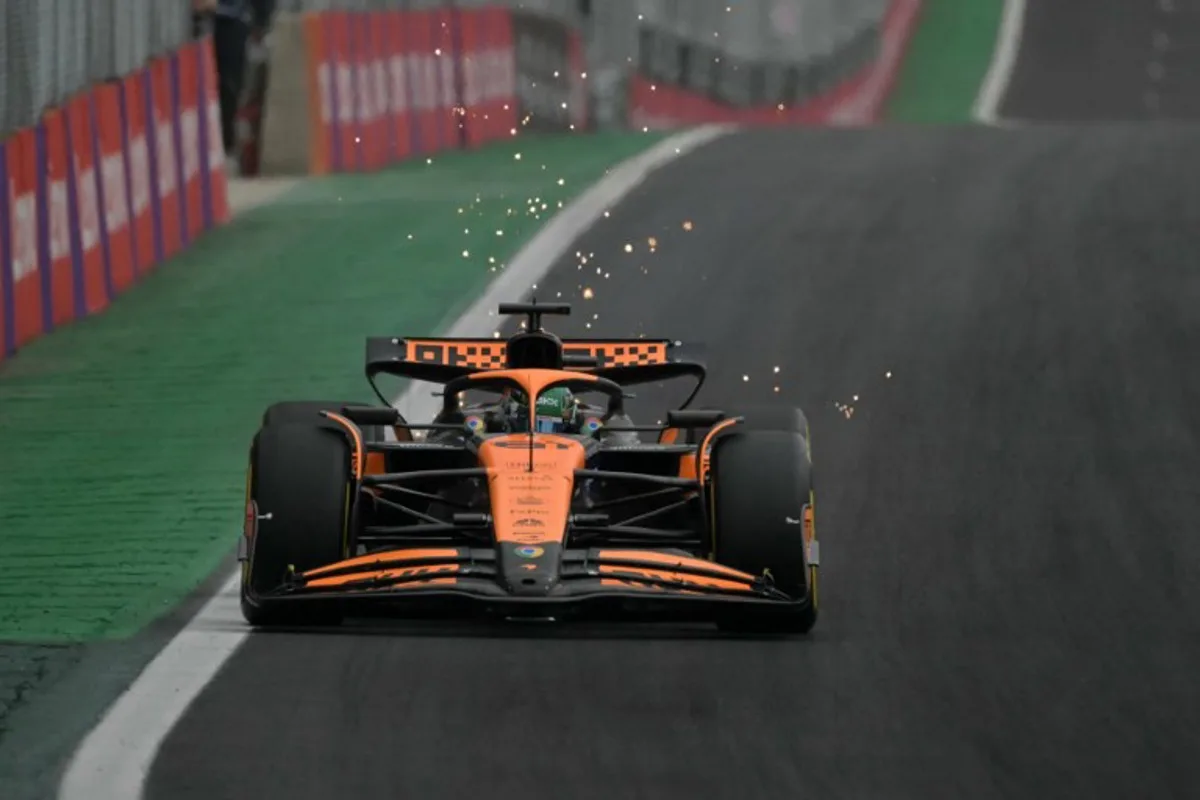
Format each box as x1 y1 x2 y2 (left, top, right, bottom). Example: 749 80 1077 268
500 543 563 596
477 433 586 597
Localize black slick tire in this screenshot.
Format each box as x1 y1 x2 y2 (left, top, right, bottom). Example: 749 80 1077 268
709 429 817 635
261 400 385 442
241 422 354 627
676 403 809 445
736 403 809 436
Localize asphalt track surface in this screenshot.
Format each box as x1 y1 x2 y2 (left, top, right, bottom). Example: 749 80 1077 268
1003 0 1200 120
143 124 1200 799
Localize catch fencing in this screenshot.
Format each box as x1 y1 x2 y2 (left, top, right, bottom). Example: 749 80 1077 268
1 0 193 136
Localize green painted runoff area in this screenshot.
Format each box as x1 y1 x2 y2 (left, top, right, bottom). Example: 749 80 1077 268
885 0 1005 122
0 131 667 643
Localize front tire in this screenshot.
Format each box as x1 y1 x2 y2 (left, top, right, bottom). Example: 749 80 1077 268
241 422 354 627
261 400 386 442
736 403 809 437
709 429 817 634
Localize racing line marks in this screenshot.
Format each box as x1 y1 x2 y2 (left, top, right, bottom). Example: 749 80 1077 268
55 124 732 800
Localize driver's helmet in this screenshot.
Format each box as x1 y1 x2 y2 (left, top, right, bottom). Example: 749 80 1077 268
503 386 578 433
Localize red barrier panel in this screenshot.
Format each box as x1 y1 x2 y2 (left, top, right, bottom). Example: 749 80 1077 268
368 12 392 170
121 71 157 274
5 129 42 348
384 11 413 162
494 8 518 142
255 7 546 171
629 78 678 130
65 93 108 315
456 9 479 148
486 8 517 143
350 13 374 170
198 37 230 224
631 77 806 129
329 11 361 171
177 43 206 242
41 110 79 328
0 135 10 359
432 7 460 148
458 8 502 148
149 58 183 260
302 13 334 175
94 83 136 294
681 86 707 125
407 10 441 155
368 11 396 166
464 9 489 145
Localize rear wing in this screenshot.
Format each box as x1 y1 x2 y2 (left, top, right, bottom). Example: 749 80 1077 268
366 336 706 399
370 337 673 373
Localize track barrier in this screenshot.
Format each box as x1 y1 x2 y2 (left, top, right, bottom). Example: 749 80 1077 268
1 36 227 365
257 7 534 177
628 0 922 128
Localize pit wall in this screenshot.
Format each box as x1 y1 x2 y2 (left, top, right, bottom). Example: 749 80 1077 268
1 38 230 365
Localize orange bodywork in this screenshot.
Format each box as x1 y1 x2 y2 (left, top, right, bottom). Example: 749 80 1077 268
596 549 753 581
321 411 366 479
597 565 754 593
470 370 597 545
477 434 586 545
305 564 460 589
364 451 387 476
600 579 704 595
304 548 460 578
670 417 742 481
678 452 698 481
696 417 741 482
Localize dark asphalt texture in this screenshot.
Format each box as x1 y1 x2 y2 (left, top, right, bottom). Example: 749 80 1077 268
0 557 239 800
1003 0 1200 120
145 126 1200 799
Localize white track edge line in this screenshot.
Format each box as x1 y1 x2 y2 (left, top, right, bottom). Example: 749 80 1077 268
973 0 1028 124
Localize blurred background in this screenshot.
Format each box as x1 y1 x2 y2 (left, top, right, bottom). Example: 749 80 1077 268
1 0 896 155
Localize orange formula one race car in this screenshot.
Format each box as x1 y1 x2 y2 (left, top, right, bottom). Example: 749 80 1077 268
238 302 820 634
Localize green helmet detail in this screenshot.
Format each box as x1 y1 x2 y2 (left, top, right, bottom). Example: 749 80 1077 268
502 386 578 433
531 387 577 433
536 387 574 419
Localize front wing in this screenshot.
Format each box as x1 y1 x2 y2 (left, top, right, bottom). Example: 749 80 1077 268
244 547 811 623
